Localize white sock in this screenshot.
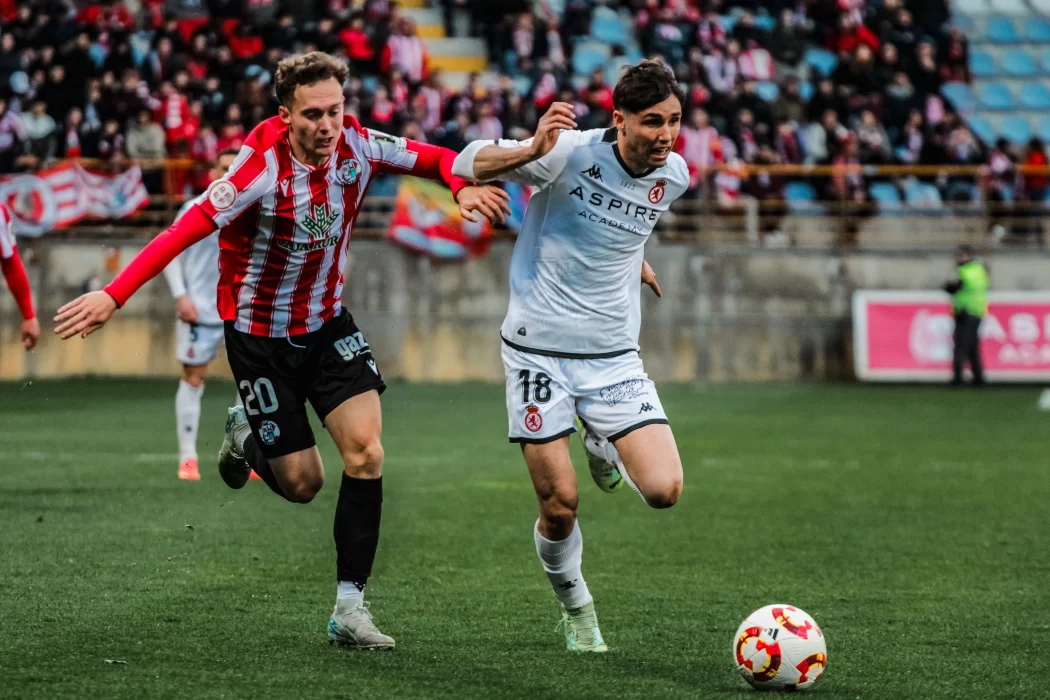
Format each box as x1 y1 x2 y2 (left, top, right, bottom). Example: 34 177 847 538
534 520 592 610
337 581 365 603
175 379 204 462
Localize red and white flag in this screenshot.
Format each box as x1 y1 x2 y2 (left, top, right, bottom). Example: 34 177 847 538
0 163 149 237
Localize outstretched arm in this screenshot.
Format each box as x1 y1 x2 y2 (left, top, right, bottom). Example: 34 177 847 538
55 206 216 339
452 102 578 184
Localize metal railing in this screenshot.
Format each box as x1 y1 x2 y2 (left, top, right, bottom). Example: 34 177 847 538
35 158 1050 248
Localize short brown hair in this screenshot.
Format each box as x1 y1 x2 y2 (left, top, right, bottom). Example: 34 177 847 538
274 52 349 108
613 59 685 114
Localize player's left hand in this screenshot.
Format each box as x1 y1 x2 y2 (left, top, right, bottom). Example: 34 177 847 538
21 316 40 350
54 291 118 339
457 185 512 225
642 260 662 298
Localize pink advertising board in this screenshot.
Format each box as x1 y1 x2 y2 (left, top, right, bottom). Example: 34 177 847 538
852 291 1050 382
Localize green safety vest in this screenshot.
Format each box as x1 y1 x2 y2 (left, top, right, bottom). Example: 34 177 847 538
952 260 989 317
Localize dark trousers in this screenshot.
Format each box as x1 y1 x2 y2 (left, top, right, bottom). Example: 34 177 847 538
952 312 985 385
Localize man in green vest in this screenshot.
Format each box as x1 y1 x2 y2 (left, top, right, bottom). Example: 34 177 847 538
943 245 988 386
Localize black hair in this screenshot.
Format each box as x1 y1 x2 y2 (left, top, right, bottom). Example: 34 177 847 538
613 59 685 114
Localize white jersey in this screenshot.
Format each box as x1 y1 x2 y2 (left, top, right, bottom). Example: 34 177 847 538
453 127 689 357
162 199 221 326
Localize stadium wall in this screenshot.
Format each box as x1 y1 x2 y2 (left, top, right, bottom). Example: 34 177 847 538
1 237 1047 382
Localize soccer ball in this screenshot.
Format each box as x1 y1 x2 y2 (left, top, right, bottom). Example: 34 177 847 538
733 604 827 691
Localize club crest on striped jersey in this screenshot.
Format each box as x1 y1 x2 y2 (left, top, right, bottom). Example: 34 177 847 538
302 203 339 240
335 158 361 186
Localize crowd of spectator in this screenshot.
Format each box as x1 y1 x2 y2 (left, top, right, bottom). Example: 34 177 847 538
0 0 1045 233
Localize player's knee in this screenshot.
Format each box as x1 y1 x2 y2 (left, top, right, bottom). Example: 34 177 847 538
286 473 324 503
342 439 384 478
182 367 205 387
644 476 682 509
539 492 578 539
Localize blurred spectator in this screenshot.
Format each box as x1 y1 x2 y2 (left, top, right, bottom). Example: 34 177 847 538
382 17 429 83
127 109 167 192
63 106 83 158
215 104 245 153
986 138 1017 238
770 9 806 68
774 121 803 165
97 118 126 163
675 108 723 193
911 43 942 98
743 143 786 243
884 72 920 135
876 43 901 91
896 110 925 164
773 78 805 125
807 78 842 124
886 9 918 63
22 100 55 166
703 46 738 95
856 110 892 165
739 40 774 82
1021 138 1048 240
341 14 375 72
806 109 848 165
831 14 879 55
465 101 502 141
37 64 72 125
941 28 969 84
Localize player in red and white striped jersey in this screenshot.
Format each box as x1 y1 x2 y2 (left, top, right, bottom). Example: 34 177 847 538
0 203 39 350
55 52 510 650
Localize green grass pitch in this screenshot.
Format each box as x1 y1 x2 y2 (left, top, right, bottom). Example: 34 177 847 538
1 379 1046 699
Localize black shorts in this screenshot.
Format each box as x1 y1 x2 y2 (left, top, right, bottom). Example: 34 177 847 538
224 308 386 459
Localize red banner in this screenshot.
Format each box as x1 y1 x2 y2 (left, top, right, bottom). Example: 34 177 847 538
0 163 149 237
853 291 1050 382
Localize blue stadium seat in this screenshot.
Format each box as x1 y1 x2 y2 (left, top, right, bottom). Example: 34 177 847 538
1041 49 1050 73
1001 116 1032 143
1032 0 1050 15
955 0 990 12
1020 82 1050 109
573 47 608 76
977 82 1014 109
756 82 779 102
1026 16 1050 42
512 75 532 96
988 0 1030 14
941 82 976 112
1039 116 1050 143
986 16 1020 43
799 81 814 102
804 48 837 76
969 49 997 78
785 181 819 212
1001 49 1037 77
591 16 629 46
953 15 976 35
870 182 902 212
904 180 943 208
718 14 737 32
967 115 996 145
754 14 776 31
605 55 633 79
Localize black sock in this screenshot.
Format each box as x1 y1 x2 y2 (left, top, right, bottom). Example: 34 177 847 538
334 474 383 586
243 434 291 502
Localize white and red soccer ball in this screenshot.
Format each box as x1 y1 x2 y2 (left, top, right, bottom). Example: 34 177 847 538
733 604 827 691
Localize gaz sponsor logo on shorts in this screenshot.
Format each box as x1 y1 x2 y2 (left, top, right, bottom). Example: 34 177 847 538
524 405 543 433
599 377 648 407
258 420 281 446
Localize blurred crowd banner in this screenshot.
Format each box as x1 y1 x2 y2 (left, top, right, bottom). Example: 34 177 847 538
0 164 149 237
853 291 1050 382
386 176 495 259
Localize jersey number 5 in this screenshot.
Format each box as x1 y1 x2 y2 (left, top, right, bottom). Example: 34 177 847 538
519 370 552 404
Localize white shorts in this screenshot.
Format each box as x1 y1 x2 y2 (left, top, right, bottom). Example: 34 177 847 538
176 321 224 366
502 343 668 444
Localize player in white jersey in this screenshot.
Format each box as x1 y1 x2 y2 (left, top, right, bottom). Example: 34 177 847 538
453 60 689 652
162 148 243 481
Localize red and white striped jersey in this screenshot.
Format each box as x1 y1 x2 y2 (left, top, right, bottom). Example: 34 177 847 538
0 203 16 260
186 114 464 337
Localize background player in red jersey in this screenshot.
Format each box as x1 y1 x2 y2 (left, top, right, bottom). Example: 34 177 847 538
54 52 510 650
0 203 39 351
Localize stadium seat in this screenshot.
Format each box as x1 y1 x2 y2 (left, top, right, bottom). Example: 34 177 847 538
1001 49 1036 77
799 81 814 102
967 115 996 144
512 75 532 96
986 16 1020 43
1041 49 1050 73
969 49 997 78
754 14 776 31
870 182 902 212
1026 16 1050 42
1001 116 1032 143
804 48 837 76
988 0 1029 14
756 82 779 102
954 0 990 12
941 82 976 112
1031 0 1050 14
1020 82 1050 109
572 46 608 76
904 179 943 208
977 82 1014 109
1039 116 1050 143
718 14 737 32
591 16 630 46
605 55 633 78
785 181 824 213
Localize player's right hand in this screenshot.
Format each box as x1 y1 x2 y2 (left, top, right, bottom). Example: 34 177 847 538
176 295 200 324
54 291 118 339
529 102 576 161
